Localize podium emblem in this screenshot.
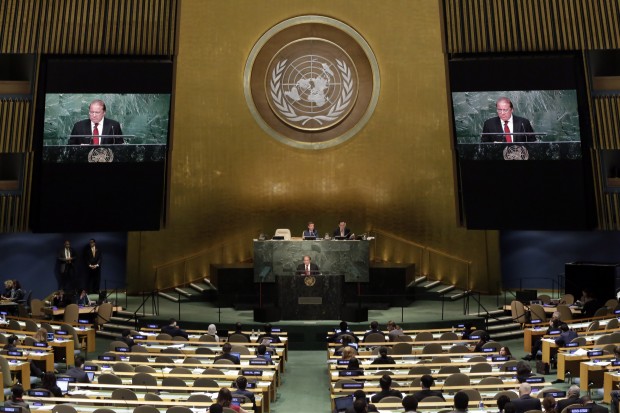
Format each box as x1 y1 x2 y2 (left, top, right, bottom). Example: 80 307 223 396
87 147 114 163
303 275 316 287
244 16 380 149
503 145 529 160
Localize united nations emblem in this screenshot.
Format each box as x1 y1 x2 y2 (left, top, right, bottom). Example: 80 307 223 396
244 16 380 149
267 39 357 131
87 147 114 163
503 145 529 161
304 275 316 287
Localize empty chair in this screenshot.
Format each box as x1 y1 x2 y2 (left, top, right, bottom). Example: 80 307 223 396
156 333 173 340
23 336 36 346
172 335 188 341
449 344 469 353
494 390 518 400
144 393 163 401
163 347 182 354
96 302 113 327
334 379 358 388
439 331 459 341
30 298 45 318
470 362 492 373
134 406 160 413
479 377 504 386
467 356 487 362
459 388 481 401
109 341 129 351
63 304 79 323
529 304 547 322
202 368 224 375
111 388 138 400
135 365 157 373
537 294 551 304
481 341 502 352
40 322 54 334
183 357 201 364
410 377 422 387
162 377 187 387
610 332 620 343
414 331 434 342
422 343 443 354
374 370 394 376
408 366 432 375
273 228 291 240
391 342 413 355
602 343 617 354
131 344 148 353
112 362 135 372
607 318 619 330
7 319 21 331
131 372 157 386
364 332 385 343
193 377 219 388
511 300 528 324
129 354 149 363
155 356 175 363
227 333 249 343
166 408 193 413
605 299 619 309
535 388 563 399
230 345 251 355
199 334 218 342
395 335 413 342
53 406 78 413
594 307 609 318
595 334 611 346
187 394 213 402
438 365 460 374
570 337 586 346
500 360 518 372
587 320 600 331
169 367 192 374
431 355 451 364
195 347 214 354
215 358 234 365
444 372 470 387
560 294 575 305
24 319 39 332
98 373 123 385
556 304 573 321
93 409 116 413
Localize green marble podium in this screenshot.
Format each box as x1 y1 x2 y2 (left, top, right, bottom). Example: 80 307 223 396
253 240 370 283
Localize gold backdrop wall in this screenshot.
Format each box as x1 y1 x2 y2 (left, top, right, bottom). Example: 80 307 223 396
127 0 500 293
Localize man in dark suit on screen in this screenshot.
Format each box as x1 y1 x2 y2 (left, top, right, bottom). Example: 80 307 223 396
296 255 319 275
482 97 535 143
69 99 124 145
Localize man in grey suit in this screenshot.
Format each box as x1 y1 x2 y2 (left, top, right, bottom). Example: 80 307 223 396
511 383 542 413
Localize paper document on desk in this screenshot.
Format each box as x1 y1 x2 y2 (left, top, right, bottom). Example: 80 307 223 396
572 348 588 356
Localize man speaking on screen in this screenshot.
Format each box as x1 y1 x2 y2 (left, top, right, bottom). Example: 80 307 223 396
69 99 124 145
481 97 535 143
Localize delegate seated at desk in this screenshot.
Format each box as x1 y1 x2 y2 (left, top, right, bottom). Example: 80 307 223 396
296 255 319 275
333 221 352 239
302 221 318 238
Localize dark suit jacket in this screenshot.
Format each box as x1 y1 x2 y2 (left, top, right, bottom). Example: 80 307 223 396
511 394 542 413
556 395 583 413
412 389 445 402
84 247 102 268
66 367 90 383
481 115 535 142
333 227 352 238
57 247 77 273
161 325 189 339
555 330 578 347
297 263 319 273
585 402 609 413
214 353 241 365
69 118 124 145
302 229 319 238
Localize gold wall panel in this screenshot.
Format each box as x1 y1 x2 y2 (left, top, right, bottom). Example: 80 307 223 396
128 0 500 294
